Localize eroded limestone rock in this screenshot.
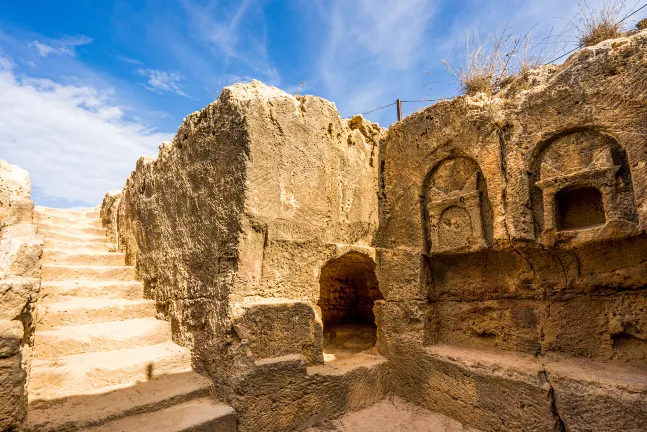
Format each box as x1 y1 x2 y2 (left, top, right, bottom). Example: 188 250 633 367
110 81 385 430
0 159 42 431
378 29 647 431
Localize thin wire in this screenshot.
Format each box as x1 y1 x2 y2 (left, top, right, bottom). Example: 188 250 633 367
360 102 396 115
544 46 580 64
401 98 450 103
619 2 647 23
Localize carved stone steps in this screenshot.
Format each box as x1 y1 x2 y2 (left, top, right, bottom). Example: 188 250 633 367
43 239 116 252
27 371 215 432
40 281 144 301
38 229 107 243
29 206 232 432
37 298 156 328
42 264 136 281
34 318 172 358
85 398 236 432
43 249 125 266
29 341 193 400
38 222 107 237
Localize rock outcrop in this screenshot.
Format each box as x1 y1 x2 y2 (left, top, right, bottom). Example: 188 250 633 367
378 29 647 431
111 81 386 430
0 160 43 430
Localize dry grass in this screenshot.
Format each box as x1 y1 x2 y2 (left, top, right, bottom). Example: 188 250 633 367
443 27 544 96
637 18 647 30
577 0 628 47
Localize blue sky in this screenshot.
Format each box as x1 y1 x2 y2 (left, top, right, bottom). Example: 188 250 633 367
0 0 644 207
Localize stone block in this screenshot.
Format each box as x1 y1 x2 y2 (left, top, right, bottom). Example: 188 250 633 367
545 355 647 432
235 353 388 432
389 343 558 431
0 319 23 357
233 300 323 365
375 247 425 301
0 277 40 320
0 355 27 431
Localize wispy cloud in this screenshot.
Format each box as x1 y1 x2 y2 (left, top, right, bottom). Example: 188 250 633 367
314 0 437 119
116 55 143 66
137 68 189 97
28 35 93 57
179 0 279 85
0 54 171 205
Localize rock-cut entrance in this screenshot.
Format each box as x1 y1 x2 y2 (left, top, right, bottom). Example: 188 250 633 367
317 252 383 360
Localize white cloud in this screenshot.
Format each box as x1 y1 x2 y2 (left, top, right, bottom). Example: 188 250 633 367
0 55 172 206
137 68 189 97
28 35 93 57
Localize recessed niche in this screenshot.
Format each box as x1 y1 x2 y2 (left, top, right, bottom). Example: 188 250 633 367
556 186 605 231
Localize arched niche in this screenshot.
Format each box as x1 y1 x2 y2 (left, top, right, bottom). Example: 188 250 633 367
529 129 637 240
317 252 383 359
422 156 493 254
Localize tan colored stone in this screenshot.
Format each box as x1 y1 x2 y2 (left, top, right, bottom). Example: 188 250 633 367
0 319 23 357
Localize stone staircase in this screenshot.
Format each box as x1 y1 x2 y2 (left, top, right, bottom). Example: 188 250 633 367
27 207 236 431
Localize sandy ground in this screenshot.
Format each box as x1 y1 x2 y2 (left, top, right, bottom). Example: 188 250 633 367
305 397 481 432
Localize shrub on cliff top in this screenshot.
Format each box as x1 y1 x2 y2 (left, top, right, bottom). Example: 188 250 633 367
443 27 540 96
577 0 628 47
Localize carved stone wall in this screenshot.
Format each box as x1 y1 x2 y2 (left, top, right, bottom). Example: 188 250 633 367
423 156 493 254
377 29 647 432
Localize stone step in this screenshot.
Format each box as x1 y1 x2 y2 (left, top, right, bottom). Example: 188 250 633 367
35 206 95 218
38 298 156 328
29 341 193 400
42 264 136 281
43 239 116 252
28 371 213 432
86 398 236 432
39 222 106 237
38 229 107 243
36 212 103 228
43 249 125 266
34 318 173 358
40 281 144 300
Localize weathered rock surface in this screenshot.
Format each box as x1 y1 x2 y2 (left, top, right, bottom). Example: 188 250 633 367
100 189 121 244
111 80 386 430
378 29 647 431
0 159 42 431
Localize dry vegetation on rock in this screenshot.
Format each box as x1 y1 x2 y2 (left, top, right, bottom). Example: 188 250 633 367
444 1 646 96
577 0 628 47
443 28 541 96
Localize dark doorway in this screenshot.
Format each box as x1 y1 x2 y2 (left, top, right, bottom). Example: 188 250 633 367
556 186 605 231
318 252 383 360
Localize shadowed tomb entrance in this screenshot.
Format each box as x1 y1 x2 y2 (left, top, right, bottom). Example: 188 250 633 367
318 252 383 361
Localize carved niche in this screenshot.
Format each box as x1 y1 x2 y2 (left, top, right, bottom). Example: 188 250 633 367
531 130 638 244
423 157 493 254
